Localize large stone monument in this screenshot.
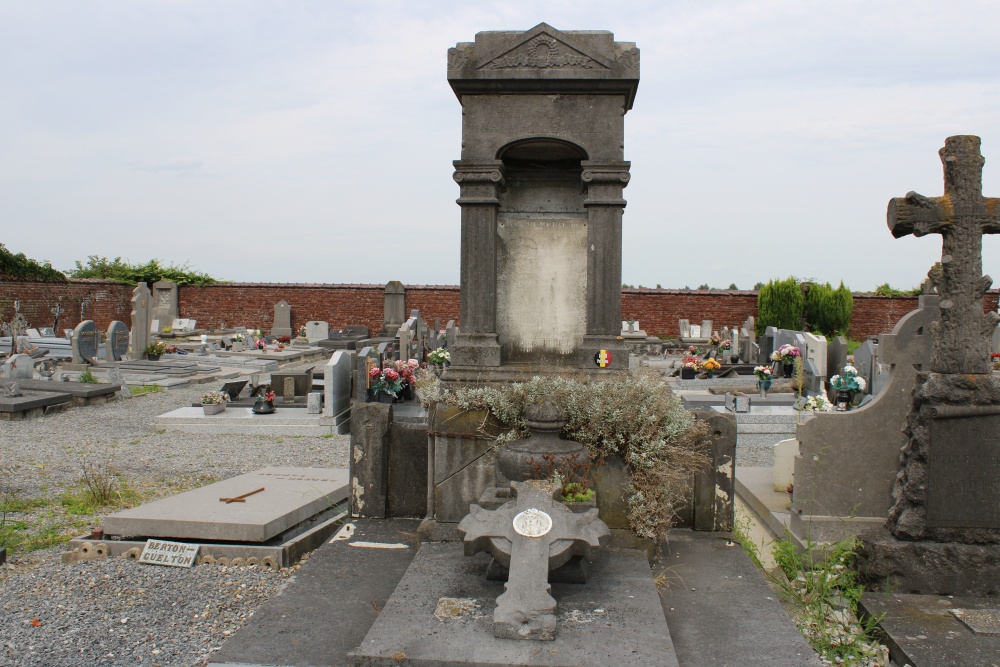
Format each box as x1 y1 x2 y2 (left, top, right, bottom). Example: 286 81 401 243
860 136 1000 595
129 283 153 360
150 280 177 332
443 23 638 384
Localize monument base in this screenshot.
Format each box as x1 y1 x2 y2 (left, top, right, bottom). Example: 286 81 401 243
347 543 678 667
858 527 1000 596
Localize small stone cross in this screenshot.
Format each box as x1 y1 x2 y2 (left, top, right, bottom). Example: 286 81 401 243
456 480 609 641
888 135 1000 373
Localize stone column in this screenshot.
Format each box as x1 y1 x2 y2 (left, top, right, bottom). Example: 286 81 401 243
450 160 504 367
579 161 630 369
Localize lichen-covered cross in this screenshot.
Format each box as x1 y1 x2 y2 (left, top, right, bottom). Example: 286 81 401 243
887 135 1000 374
456 480 609 641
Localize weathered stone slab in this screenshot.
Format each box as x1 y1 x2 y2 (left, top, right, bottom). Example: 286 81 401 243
347 543 677 667
102 467 348 542
350 403 392 519
860 592 1000 667
926 412 1000 529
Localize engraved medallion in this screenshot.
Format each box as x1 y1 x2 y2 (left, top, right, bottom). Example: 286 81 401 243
512 508 552 538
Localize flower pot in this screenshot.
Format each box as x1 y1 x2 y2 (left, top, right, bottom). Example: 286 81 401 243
758 379 771 398
147 354 161 361
782 362 794 379
706 371 715 379
378 392 395 404
401 383 414 401
835 389 854 411
680 367 696 379
730 354 740 364
252 400 276 414
202 403 226 415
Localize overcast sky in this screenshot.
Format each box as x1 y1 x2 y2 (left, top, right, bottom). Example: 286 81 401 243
3 1 999 291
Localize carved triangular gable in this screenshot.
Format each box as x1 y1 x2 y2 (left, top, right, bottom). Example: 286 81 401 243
477 23 611 71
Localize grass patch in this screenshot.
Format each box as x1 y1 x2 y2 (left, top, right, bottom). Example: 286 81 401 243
130 384 164 396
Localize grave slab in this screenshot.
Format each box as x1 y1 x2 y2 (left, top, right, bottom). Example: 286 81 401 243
152 407 346 435
0 389 72 419
859 593 1000 667
102 467 348 542
348 543 678 667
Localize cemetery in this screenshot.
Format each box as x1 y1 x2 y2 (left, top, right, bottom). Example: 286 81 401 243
2 16 1000 667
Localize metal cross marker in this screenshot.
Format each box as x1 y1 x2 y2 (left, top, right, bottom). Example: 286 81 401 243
219 487 265 504
887 135 1000 374
457 480 609 641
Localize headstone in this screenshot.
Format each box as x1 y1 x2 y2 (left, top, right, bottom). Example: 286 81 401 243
172 318 197 332
758 326 777 365
457 479 610 640
678 319 690 338
354 347 376 401
105 321 130 362
271 301 292 338
305 321 329 343
445 320 457 348
381 281 406 337
3 354 34 379
773 439 796 493
853 340 878 395
26 328 41 339
689 324 701 338
730 325 741 361
992 324 1000 355
307 392 322 414
827 336 848 386
150 280 178 332
71 320 99 363
796 332 827 394
324 350 355 418
398 321 413 363
343 325 370 338
39 327 54 338
700 320 713 338
793 292 940 543
445 25 636 380
282 377 295 403
129 283 152 360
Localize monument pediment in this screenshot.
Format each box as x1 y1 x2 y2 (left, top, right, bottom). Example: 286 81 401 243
476 25 611 71
448 23 639 110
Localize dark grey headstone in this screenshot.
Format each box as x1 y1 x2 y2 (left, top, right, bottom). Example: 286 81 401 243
106 321 130 361
72 320 99 362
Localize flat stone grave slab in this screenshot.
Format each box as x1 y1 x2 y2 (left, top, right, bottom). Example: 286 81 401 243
103 467 348 542
13 378 121 399
860 592 1000 667
152 407 347 435
0 390 72 419
108 359 222 377
348 543 678 667
214 347 324 362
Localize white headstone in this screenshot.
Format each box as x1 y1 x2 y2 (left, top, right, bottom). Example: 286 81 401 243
305 321 329 343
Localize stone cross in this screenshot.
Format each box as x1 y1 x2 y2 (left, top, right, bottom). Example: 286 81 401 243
456 480 609 641
888 135 1000 374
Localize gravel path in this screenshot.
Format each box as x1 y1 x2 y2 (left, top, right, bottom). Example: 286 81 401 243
0 370 349 667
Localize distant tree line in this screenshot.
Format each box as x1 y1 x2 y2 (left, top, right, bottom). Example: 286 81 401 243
755 277 853 338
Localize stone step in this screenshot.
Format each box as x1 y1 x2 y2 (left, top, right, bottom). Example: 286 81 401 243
736 423 798 434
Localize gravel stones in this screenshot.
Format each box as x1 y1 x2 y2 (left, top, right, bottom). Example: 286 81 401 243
0 366 348 666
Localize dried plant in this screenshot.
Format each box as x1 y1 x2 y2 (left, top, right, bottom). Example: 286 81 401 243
79 459 119 507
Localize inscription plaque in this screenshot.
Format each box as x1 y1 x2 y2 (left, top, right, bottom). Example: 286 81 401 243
927 414 1000 529
73 320 99 361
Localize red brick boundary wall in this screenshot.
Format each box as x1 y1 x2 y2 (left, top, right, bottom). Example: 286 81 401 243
2 280 997 341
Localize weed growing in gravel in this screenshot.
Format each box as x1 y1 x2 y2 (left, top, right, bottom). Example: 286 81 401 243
769 535 888 666
77 368 98 384
130 385 164 396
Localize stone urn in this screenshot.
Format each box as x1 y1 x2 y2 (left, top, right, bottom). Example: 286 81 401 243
496 399 585 482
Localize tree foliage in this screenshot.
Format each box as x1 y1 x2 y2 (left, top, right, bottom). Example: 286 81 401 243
804 281 853 337
756 277 804 336
67 256 218 286
0 243 67 282
872 282 922 297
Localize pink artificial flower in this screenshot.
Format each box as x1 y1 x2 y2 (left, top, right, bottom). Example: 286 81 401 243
407 359 419 369
385 369 400 381
369 366 381 379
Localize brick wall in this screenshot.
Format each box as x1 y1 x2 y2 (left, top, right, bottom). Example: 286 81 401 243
0 279 133 332
3 279 998 341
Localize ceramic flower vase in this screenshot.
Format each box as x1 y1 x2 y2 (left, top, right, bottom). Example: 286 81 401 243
835 389 854 411
759 379 771 399
782 362 794 378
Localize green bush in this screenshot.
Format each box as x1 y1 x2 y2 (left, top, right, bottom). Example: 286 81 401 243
803 281 853 338
872 282 922 297
67 256 218 286
756 277 804 336
0 243 67 282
